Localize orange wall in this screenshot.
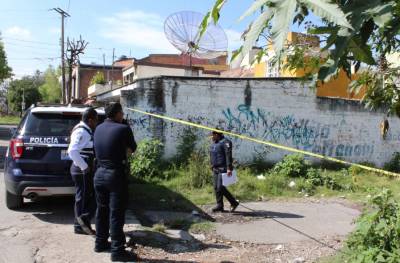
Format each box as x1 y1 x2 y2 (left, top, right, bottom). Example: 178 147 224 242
316 70 365 100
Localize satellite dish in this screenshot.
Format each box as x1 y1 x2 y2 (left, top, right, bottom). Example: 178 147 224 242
164 11 228 60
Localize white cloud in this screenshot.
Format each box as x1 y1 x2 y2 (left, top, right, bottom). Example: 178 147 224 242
99 10 245 58
3 26 32 40
99 11 177 54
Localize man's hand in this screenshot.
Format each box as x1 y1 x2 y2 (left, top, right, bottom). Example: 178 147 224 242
227 170 232 177
82 167 90 174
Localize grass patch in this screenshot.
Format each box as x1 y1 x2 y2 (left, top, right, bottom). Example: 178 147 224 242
0 115 20 125
151 223 167 233
189 222 215 234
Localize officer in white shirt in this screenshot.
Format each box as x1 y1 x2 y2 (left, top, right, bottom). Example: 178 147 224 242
68 107 98 235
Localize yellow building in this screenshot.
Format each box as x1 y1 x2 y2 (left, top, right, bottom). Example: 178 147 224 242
253 32 365 100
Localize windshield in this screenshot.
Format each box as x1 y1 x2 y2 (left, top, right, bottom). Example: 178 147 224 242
22 113 81 136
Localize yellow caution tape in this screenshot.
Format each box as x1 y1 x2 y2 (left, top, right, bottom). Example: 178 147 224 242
127 107 400 178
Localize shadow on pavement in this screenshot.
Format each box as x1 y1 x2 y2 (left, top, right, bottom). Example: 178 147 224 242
137 259 199 263
17 197 75 225
128 179 215 226
232 210 303 219
13 179 214 229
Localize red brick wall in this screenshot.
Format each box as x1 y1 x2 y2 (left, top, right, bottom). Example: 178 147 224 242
77 69 123 99
141 54 227 67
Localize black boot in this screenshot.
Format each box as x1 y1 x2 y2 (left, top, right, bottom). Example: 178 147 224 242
212 205 224 213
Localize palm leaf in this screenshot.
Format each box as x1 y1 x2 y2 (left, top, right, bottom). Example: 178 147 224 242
241 8 274 61
270 0 297 55
301 0 353 29
239 0 269 21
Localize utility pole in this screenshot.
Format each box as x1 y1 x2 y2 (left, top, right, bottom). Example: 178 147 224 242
53 7 70 104
103 53 106 78
111 48 115 90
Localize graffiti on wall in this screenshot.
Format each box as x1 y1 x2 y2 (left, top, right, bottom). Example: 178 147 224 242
221 104 374 158
124 104 376 159
222 104 330 147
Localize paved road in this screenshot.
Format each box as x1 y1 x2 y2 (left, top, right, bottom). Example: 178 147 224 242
0 125 13 170
0 172 140 263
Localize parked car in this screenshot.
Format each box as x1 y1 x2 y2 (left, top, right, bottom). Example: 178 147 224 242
3 104 105 209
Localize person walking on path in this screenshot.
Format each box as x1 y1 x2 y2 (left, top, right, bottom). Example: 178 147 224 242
210 129 239 213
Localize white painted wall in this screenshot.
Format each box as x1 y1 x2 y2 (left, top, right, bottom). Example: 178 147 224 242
135 65 189 80
121 76 400 167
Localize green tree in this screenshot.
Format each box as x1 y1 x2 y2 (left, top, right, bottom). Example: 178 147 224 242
39 65 61 103
0 33 12 83
90 71 106 85
201 0 400 113
7 76 43 116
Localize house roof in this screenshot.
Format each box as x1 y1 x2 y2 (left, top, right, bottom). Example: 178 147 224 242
220 67 255 78
77 63 124 70
123 61 205 71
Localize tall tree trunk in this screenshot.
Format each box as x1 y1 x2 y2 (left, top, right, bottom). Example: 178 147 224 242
68 65 72 103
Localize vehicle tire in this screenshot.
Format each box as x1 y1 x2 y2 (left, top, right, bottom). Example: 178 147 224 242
5 190 23 210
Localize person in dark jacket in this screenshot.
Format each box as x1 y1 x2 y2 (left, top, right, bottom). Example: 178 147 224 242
93 102 137 262
210 129 239 213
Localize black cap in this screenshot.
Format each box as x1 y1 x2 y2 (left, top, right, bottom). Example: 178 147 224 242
210 126 224 136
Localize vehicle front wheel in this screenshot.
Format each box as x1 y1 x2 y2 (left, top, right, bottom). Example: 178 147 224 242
5 190 23 210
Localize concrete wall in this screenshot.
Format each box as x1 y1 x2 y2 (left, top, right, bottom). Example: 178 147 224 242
121 76 400 167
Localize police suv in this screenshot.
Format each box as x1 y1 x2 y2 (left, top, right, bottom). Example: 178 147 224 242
4 104 105 209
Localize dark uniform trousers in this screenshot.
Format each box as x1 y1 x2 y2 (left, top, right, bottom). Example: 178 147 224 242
94 166 128 254
71 164 96 230
213 168 237 208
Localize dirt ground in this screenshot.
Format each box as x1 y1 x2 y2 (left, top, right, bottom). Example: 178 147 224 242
0 170 360 263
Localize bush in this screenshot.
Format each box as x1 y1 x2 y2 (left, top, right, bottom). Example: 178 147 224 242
265 173 289 196
273 154 309 177
130 139 163 179
296 168 344 195
175 127 198 166
187 152 212 188
345 189 400 262
383 152 400 173
186 140 212 189
90 71 106 85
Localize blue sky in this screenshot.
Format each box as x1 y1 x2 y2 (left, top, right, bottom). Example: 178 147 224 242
0 0 313 78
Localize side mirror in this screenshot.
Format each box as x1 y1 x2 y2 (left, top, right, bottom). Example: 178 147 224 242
9 127 17 136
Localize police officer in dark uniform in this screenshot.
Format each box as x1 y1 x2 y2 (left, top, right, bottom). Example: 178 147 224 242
210 129 239 213
67 107 98 235
93 102 137 262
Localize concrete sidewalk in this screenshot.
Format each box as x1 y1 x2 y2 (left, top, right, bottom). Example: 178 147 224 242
215 200 360 244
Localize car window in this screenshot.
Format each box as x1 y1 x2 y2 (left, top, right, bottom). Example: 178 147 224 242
23 113 81 136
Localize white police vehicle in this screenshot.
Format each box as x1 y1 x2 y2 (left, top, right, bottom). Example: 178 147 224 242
4 104 105 209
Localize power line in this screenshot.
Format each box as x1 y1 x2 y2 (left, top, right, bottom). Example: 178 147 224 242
1 37 114 51
0 8 49 12
2 37 59 46
8 57 60 61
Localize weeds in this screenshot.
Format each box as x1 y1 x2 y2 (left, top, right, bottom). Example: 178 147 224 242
345 189 400 262
273 154 310 177
383 152 400 173
152 223 167 233
130 139 164 179
175 127 198 166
